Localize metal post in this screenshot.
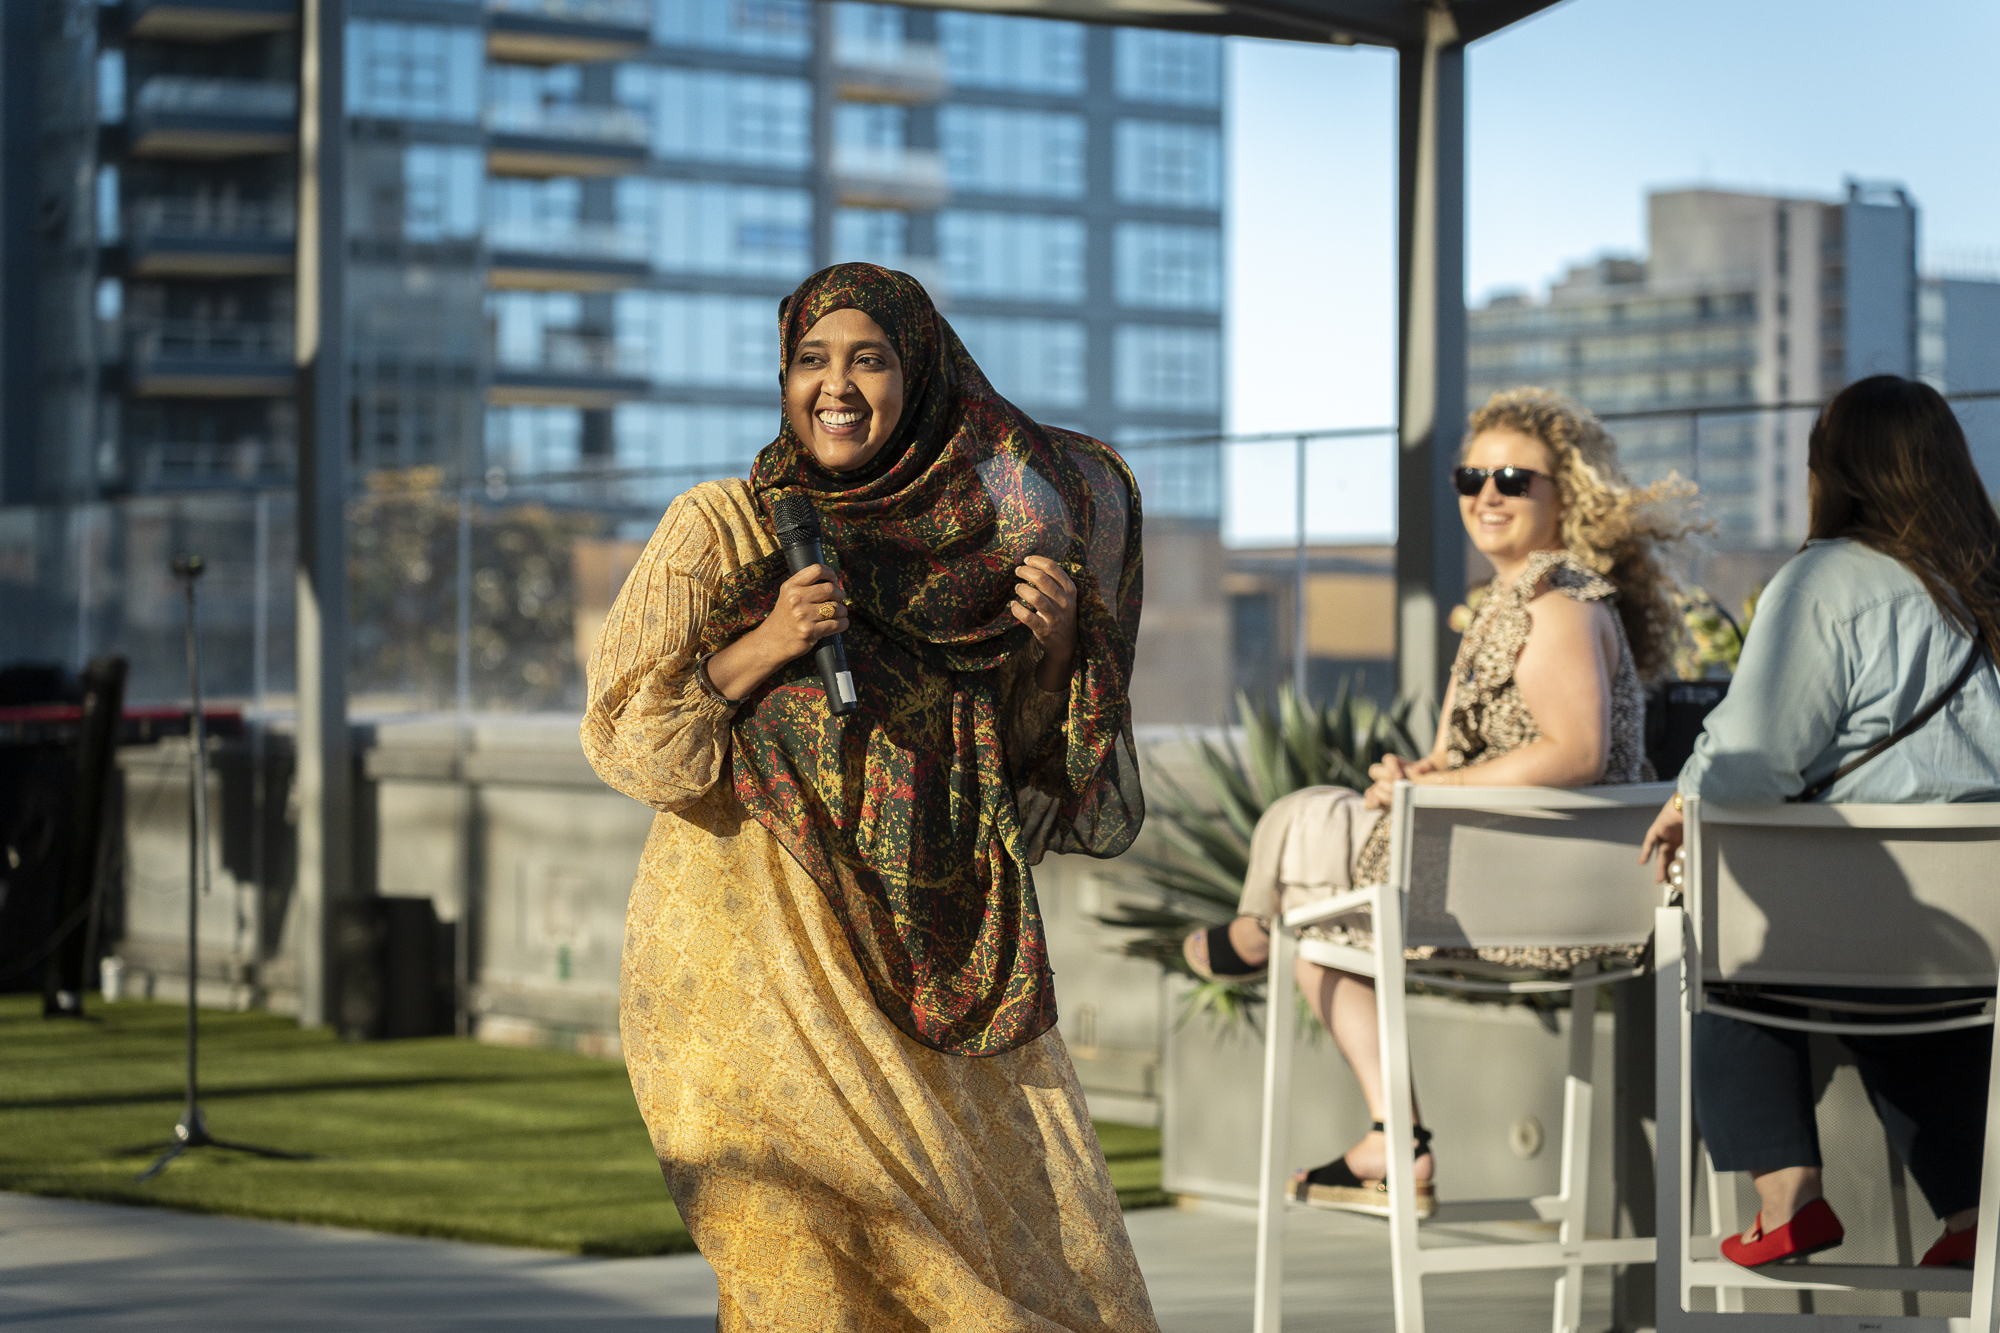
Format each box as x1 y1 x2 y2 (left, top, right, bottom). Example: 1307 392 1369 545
293 0 350 1028
74 505 91 670
1293 434 1308 701
809 4 836 270
454 484 473 1038
1393 9 1467 707
248 491 270 969
455 489 472 717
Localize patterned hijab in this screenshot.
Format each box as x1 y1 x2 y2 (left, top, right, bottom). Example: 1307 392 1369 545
700 263 1145 1057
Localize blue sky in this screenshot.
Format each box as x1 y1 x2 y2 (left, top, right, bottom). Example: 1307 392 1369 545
1226 0 2000 445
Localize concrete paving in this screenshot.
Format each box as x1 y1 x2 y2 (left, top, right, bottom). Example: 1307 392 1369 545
0 1191 1611 1331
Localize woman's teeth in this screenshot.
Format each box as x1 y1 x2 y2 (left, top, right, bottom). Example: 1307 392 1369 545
818 410 862 428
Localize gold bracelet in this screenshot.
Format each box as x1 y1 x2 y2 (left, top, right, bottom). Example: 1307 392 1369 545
1672 792 1683 812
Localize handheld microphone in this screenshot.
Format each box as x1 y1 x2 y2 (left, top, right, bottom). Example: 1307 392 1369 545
771 493 860 716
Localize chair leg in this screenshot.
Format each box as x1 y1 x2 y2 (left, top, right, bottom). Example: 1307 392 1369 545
1970 1002 2000 1333
1375 885 1426 1333
1551 964 1597 1333
1253 922 1299 1333
1703 1146 1744 1313
1653 906 1692 1333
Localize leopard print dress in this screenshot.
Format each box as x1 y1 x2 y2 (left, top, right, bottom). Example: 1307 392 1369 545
1334 548 1654 971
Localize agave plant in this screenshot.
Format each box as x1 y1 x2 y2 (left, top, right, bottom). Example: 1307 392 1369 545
1098 681 1431 1029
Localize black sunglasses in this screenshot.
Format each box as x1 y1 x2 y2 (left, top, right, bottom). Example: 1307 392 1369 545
1453 466 1548 498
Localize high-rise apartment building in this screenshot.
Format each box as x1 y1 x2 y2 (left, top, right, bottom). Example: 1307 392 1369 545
1468 182 1924 546
7 0 1223 508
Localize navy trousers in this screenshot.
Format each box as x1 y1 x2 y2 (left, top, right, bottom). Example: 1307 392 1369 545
1692 988 1993 1220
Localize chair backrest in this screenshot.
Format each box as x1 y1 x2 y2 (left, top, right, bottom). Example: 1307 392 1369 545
1692 801 2000 988
1396 783 1675 952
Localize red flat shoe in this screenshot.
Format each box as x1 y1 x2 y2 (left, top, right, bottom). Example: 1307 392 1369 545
1922 1225 1977 1268
1720 1198 1845 1268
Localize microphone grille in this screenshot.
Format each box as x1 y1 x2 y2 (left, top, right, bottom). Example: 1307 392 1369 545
770 492 821 542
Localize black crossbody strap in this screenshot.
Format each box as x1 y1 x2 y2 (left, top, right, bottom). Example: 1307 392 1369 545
1790 644 1986 803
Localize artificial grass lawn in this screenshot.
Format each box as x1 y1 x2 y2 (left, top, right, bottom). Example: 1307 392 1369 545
0 995 1164 1256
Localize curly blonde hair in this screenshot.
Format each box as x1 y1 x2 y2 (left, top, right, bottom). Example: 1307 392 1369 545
1466 388 1702 681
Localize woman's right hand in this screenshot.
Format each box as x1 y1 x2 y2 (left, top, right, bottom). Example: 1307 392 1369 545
757 563 849 659
703 563 848 700
1363 753 1438 810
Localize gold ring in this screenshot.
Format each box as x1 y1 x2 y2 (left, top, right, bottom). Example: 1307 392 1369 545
817 602 839 621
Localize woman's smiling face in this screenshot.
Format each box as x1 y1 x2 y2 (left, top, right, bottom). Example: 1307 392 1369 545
784 307 906 474
1459 426 1564 569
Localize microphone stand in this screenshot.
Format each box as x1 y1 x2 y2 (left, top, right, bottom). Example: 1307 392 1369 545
129 554 307 1183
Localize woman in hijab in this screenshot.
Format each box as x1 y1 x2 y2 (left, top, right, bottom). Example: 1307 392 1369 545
582 263 1154 1331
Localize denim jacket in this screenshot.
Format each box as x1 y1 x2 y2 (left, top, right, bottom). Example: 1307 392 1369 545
1678 538 2000 805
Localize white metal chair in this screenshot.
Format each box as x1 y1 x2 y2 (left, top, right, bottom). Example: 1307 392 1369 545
1655 797 2000 1332
1253 780 1672 1333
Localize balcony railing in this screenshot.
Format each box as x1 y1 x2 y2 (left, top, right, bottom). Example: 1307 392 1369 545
486 219 648 262
132 441 294 489
495 329 624 375
833 147 949 210
128 197 295 240
833 38 948 104
130 319 294 362
134 76 297 120
485 102 649 146
487 0 651 23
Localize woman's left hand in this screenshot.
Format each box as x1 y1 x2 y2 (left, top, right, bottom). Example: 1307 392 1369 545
1639 795 1685 885
1012 556 1078 690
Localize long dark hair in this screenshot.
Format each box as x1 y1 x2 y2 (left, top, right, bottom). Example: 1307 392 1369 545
1808 375 2000 659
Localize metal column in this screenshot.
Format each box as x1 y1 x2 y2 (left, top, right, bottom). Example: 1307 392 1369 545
293 0 351 1028
1393 8 1468 707
809 4 836 271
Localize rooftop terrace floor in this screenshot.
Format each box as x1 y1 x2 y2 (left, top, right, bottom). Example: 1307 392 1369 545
0 1190 1614 1332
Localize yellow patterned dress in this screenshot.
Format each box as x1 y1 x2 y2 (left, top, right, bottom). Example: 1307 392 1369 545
582 479 1159 1333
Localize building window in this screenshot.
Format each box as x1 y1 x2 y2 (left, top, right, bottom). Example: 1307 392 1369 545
347 21 481 123
616 67 811 169
485 406 581 477
654 0 812 56
1115 121 1222 209
615 292 778 387
835 103 907 151
939 212 1086 304
1116 432 1220 518
833 209 908 266
1114 31 1222 107
488 292 583 370
939 14 1085 95
96 165 120 244
1115 223 1222 310
952 317 1087 408
617 179 811 278
614 403 775 472
1115 325 1222 411
940 107 1085 199
97 49 125 124
403 145 482 242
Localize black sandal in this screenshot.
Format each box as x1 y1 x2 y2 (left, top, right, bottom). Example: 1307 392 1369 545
1292 1123 1436 1218
1182 920 1267 984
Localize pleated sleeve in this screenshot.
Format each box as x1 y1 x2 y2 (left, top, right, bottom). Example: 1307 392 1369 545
581 488 741 814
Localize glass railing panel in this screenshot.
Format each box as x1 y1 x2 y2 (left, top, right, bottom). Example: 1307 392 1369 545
487 0 651 25
485 102 650 146
134 76 298 119
485 219 649 262
127 197 296 239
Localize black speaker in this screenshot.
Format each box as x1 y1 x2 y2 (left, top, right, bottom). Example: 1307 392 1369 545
1645 679 1730 782
333 896 455 1041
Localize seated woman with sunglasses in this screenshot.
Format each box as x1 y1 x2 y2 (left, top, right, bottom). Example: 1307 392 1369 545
1183 387 1694 1217
1640 376 2000 1270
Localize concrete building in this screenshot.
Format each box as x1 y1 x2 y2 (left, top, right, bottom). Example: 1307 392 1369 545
1920 269 2000 481
6 0 1223 507
1468 181 1924 548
